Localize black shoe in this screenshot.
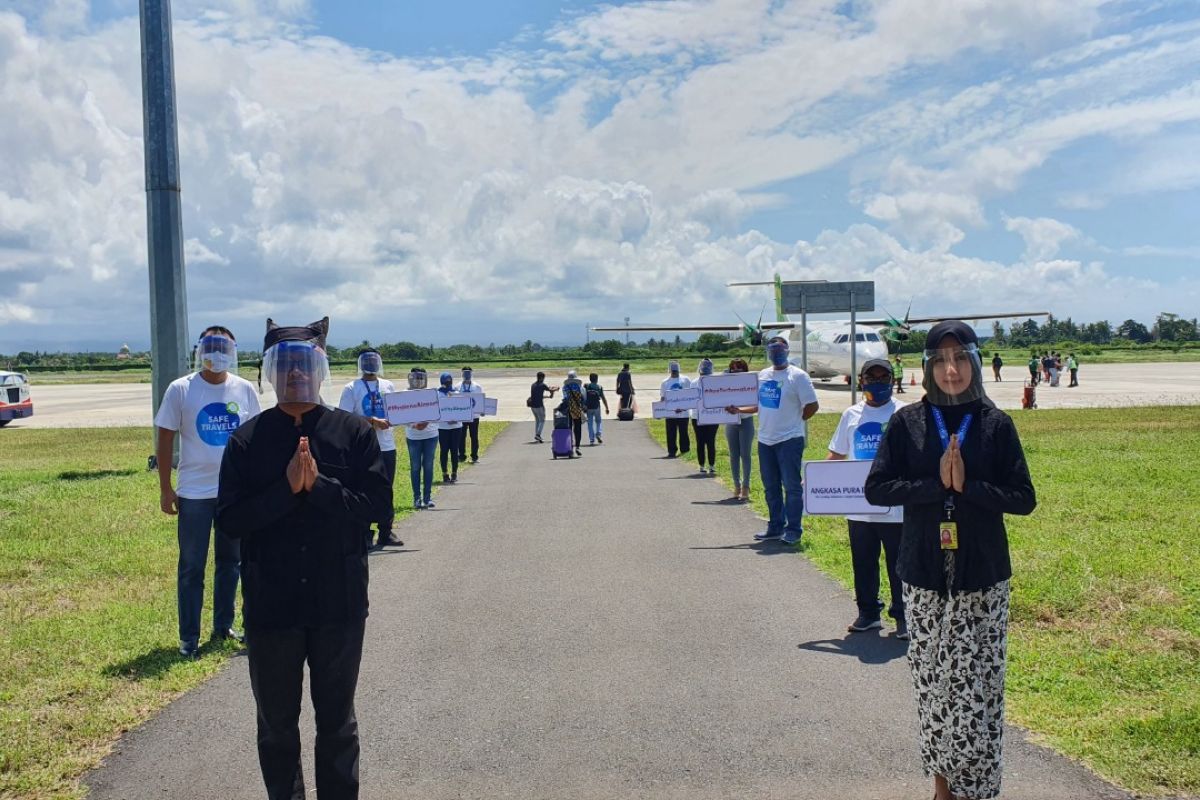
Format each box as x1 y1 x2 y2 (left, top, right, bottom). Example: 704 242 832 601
179 641 201 660
212 628 245 644
894 618 909 641
471 457 478 464
596 436 602 443
848 615 883 632
442 473 450 483
383 533 404 547
450 473 458 483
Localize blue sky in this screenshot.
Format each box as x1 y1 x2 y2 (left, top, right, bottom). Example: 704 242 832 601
1 0 1198 352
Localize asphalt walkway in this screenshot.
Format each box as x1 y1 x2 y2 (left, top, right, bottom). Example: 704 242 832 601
85 421 1130 799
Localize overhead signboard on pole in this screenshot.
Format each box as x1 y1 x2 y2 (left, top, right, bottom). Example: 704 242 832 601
779 281 875 314
778 280 876 406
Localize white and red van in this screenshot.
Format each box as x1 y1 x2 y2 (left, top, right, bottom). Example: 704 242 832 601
0 371 33 426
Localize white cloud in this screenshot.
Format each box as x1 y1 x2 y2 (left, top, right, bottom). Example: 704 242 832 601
1003 215 1082 262
0 1 1198 349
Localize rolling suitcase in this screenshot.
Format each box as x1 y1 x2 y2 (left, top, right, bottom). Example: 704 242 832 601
617 407 634 421
551 427 575 458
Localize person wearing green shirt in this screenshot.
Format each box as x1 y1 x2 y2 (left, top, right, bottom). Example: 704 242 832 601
1027 354 1039 385
1068 353 1079 387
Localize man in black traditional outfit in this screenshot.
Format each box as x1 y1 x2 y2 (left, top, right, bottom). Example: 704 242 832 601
216 317 392 800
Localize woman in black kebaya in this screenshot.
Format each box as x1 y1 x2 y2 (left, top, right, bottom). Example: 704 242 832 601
865 320 1036 800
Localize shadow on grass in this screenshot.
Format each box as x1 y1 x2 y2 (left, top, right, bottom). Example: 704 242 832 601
58 468 139 481
797 632 908 664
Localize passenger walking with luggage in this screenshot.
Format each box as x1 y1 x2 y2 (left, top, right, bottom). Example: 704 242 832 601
584 372 609 444
865 320 1036 800
691 358 720 474
723 358 755 501
616 363 636 419
562 370 586 456
528 371 557 442
660 361 692 458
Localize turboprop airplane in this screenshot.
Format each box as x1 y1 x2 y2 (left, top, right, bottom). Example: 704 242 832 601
591 276 1050 380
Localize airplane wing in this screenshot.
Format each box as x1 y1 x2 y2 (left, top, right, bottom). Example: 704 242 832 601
590 322 802 333
857 311 1051 326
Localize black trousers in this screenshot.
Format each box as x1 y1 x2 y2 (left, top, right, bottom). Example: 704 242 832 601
665 416 691 456
458 419 480 460
691 421 719 468
438 428 460 477
848 520 904 620
247 620 366 800
378 449 396 533
618 392 633 410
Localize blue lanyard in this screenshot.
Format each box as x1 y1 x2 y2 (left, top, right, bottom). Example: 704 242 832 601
931 406 971 517
930 406 972 452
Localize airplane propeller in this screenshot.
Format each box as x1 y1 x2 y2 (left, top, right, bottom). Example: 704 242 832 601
881 301 914 342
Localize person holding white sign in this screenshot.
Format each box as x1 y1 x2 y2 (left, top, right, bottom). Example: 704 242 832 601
864 320 1036 800
456 366 485 464
436 372 462 483
827 358 905 637
690 358 719 474
403 368 439 510
730 337 818 545
723 359 755 501
660 361 692 458
338 349 401 548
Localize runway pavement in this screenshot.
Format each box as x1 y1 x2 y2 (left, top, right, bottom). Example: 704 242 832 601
84 421 1131 799
12 361 1200 430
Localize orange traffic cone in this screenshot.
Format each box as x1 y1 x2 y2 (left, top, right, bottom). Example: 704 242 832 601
910 374 916 386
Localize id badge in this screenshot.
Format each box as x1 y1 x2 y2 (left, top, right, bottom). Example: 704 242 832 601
939 520 958 550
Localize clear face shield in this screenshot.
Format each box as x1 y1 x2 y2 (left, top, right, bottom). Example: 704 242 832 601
923 343 984 406
698 358 713 376
408 369 427 390
263 340 331 404
195 334 237 375
358 351 383 378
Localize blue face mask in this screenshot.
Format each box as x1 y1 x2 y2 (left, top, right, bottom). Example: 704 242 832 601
766 344 789 368
862 382 893 405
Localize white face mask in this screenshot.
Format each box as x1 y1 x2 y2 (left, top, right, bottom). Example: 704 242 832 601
201 351 234 374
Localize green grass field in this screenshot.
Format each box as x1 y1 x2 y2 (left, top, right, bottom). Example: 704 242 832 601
649 407 1200 796
0 422 506 800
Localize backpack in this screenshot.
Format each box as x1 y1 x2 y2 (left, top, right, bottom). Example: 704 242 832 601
585 385 602 409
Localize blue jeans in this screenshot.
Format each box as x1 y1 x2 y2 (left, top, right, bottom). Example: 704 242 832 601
177 497 239 646
532 407 546 438
407 436 437 504
757 436 806 542
586 408 603 442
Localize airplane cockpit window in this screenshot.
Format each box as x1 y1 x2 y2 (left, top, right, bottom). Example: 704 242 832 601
866 333 880 341
834 334 848 344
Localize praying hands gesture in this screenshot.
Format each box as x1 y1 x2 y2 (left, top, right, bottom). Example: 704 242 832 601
939 433 966 493
287 436 319 494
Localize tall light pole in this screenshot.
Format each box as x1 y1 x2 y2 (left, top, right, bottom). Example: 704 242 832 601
624 316 630 345
140 0 189 448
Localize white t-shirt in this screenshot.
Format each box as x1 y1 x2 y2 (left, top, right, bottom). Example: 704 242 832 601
756 365 818 445
338 378 397 452
154 372 261 500
457 381 485 420
405 419 440 441
828 398 907 523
